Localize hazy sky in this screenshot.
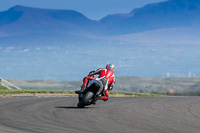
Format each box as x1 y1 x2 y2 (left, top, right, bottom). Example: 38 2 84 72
1 0 167 20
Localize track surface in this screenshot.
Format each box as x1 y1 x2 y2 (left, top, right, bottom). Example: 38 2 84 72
0 96 200 133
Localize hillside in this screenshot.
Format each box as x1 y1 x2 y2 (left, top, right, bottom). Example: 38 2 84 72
0 5 99 46
8 77 200 94
0 5 98 34
115 77 200 94
100 0 200 35
106 27 200 45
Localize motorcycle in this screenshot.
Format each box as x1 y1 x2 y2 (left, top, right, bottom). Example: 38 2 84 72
77 76 107 108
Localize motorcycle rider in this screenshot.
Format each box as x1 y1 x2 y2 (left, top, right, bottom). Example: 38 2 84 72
75 64 115 101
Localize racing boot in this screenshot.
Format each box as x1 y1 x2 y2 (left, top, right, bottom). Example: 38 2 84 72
75 90 83 94
99 96 108 101
75 85 85 94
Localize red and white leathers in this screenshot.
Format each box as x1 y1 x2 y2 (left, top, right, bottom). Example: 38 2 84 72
81 68 115 101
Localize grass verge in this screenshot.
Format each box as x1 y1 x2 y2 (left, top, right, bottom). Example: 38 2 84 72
0 85 166 97
0 89 75 95
0 90 166 98
109 91 166 97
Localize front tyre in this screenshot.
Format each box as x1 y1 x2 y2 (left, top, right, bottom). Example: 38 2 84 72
83 91 94 105
77 101 85 108
77 94 85 108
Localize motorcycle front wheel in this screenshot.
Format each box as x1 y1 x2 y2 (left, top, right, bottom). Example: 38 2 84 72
83 91 94 105
77 91 94 108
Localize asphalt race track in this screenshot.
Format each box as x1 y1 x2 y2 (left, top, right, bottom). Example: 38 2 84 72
0 96 200 133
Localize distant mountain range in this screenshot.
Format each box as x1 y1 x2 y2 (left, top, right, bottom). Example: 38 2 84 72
1 0 200 80
0 5 98 34
0 5 99 46
100 0 200 35
0 0 200 45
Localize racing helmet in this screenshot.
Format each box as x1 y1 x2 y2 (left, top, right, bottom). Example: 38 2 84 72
106 64 115 71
